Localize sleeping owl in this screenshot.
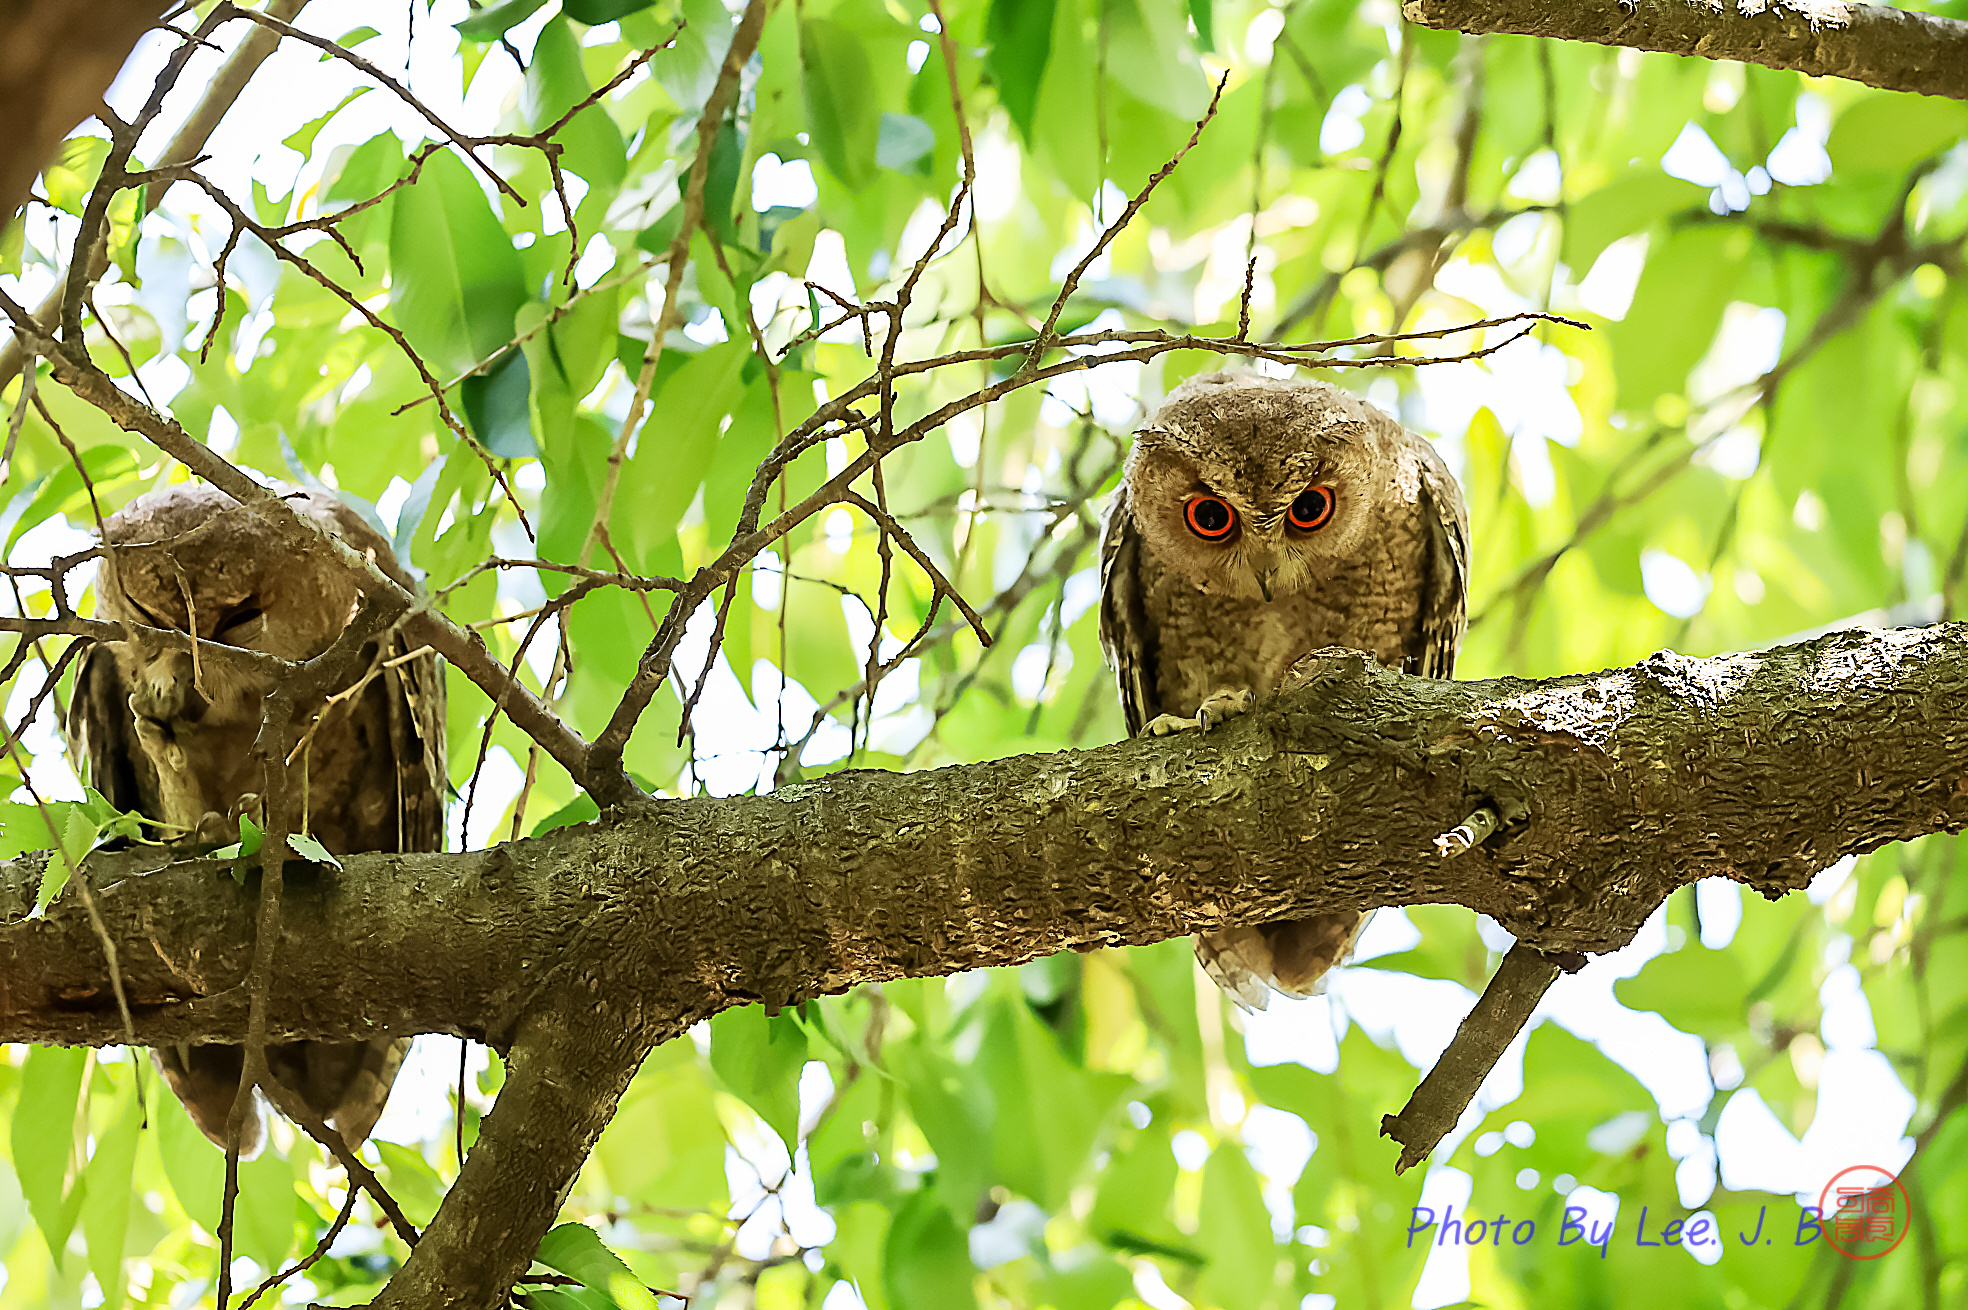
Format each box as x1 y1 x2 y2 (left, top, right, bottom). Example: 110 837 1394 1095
64 482 446 1152
1098 371 1468 1010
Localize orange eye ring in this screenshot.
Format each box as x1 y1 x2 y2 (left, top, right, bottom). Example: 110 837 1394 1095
1184 495 1237 541
1288 485 1337 533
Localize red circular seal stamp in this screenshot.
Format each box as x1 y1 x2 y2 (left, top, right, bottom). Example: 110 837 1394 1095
1818 1165 1910 1260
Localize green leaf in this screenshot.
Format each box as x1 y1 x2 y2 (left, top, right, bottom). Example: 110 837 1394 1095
703 119 745 246
1187 0 1213 51
883 1191 976 1310
154 1088 224 1231
1614 943 1747 1037
531 793 601 837
211 814 264 865
876 113 936 176
80 1071 144 1309
234 1144 300 1274
979 996 1128 1209
283 88 371 156
287 832 343 869
1605 224 1748 407
388 148 529 378
456 0 548 40
709 1004 808 1158
0 1155 26 1275
372 1140 448 1227
536 1221 662 1310
564 0 661 23
42 136 111 216
527 17 629 201
1827 95 1968 175
1103 0 1210 121
985 0 1056 141
1560 168 1704 273
333 25 382 48
12 1046 86 1267
801 18 879 188
1195 1144 1278 1310
461 349 538 458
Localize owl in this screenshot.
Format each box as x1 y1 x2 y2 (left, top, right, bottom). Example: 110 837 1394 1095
1099 372 1468 1010
65 482 446 1152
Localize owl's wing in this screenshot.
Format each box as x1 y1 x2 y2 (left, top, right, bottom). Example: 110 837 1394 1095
1098 485 1160 737
383 638 447 855
63 642 152 814
1407 438 1470 680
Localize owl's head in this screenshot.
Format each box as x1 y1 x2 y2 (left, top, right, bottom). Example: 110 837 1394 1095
1122 372 1400 602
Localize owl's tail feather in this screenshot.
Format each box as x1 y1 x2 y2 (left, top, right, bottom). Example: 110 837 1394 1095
1195 909 1375 1012
154 1043 264 1155
269 1037 412 1150
154 1037 410 1153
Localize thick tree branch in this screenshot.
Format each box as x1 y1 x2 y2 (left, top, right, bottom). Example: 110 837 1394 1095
10 622 1968 1302
0 0 311 390
0 0 168 228
1380 942 1565 1172
1403 0 1968 100
3 622 1964 1041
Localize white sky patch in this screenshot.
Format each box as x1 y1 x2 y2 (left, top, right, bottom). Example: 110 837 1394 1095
1767 93 1834 186
1242 993 1343 1073
973 126 1023 223
1808 855 1858 905
1242 1105 1316 1239
1689 304 1786 450
1506 149 1564 205
1245 7 1285 62
1491 211 1553 271
1410 1165 1473 1309
1662 123 1733 188
1819 964 1876 1051
753 153 820 210
805 230 862 341
1320 85 1372 155
1351 906 1423 962
1433 258 1536 318
451 745 524 850
572 231 615 288
1540 904 1716 1123
1576 234 1648 320
894 196 967 271
371 1035 488 1146
1695 878 1742 949
1641 549 1711 619
1670 1115 1719 1206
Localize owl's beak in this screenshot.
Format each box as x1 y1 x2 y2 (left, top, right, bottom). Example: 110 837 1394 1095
1249 562 1276 603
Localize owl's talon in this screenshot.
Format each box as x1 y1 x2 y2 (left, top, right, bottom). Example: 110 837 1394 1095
1195 686 1255 731
1144 713 1199 736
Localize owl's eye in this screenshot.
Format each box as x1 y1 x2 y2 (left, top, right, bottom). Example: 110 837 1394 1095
1288 485 1337 533
1184 495 1237 541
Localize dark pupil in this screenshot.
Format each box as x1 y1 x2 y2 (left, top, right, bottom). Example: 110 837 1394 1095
1193 499 1231 533
1293 489 1328 522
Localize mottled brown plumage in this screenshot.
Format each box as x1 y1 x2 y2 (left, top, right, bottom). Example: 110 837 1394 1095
64 483 445 1151
1099 372 1468 1010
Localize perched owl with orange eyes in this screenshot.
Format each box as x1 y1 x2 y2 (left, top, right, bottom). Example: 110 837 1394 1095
1099 371 1468 1010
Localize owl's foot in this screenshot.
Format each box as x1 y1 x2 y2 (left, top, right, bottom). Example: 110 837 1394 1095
1145 686 1255 736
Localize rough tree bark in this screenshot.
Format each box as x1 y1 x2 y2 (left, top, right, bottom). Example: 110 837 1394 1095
0 0 169 227
1402 0 1968 101
6 624 1968 1304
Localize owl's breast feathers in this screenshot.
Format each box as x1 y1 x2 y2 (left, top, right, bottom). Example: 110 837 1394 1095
1100 428 1468 725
